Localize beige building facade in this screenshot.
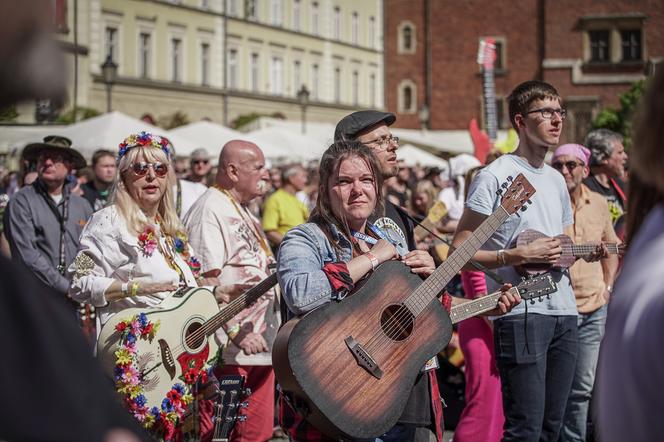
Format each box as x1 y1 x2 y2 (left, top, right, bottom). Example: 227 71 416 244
15 0 384 129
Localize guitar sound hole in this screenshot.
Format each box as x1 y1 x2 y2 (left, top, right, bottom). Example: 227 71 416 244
380 305 414 341
185 322 205 349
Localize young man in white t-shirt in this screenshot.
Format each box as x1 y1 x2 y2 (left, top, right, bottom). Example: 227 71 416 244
452 81 604 442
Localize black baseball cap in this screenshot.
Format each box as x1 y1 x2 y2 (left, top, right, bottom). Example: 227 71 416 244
334 110 396 142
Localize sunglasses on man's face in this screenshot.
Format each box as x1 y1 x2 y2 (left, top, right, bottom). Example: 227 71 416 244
551 161 582 172
131 162 169 177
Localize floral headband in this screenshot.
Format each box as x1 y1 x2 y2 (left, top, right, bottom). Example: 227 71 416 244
117 131 172 161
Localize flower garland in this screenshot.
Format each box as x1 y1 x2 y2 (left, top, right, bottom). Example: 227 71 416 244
172 230 201 279
114 313 212 441
138 225 158 257
118 131 171 161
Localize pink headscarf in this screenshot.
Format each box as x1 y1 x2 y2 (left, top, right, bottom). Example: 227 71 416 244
552 143 591 166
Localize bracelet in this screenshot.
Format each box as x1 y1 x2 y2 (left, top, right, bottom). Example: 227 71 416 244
497 249 507 266
606 284 613 293
365 252 379 270
227 324 241 340
130 281 140 297
121 282 129 297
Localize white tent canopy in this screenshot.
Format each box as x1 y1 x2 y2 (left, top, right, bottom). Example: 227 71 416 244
59 111 199 159
170 121 243 162
245 126 327 161
396 144 449 168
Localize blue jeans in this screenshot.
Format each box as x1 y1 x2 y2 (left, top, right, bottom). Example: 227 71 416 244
494 314 578 442
559 304 607 442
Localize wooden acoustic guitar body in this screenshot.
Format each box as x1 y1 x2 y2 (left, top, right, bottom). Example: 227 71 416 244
516 229 576 274
272 261 452 439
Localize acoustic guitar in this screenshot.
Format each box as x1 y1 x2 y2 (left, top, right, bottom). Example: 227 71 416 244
515 229 626 275
272 174 535 439
96 274 277 415
211 375 250 442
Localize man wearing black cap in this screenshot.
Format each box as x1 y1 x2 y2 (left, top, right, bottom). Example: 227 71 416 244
334 110 442 441
4 135 92 298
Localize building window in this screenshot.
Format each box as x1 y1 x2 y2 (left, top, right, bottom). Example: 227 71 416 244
333 7 341 40
228 48 238 89
398 80 417 114
105 26 118 61
368 16 375 49
311 63 319 99
201 42 210 86
589 30 610 63
369 73 376 107
138 32 151 78
621 29 642 62
250 52 260 92
397 22 416 54
293 0 301 31
334 67 341 103
228 0 237 16
171 38 182 82
351 12 359 45
293 60 301 96
271 0 283 26
311 2 319 35
352 70 359 105
245 0 257 20
270 56 283 95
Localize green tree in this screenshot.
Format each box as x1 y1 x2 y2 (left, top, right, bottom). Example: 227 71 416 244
231 111 286 130
56 106 101 124
591 80 645 149
0 105 19 122
158 111 190 129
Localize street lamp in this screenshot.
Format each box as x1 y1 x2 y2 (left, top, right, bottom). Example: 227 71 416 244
418 104 430 131
101 55 118 113
297 84 310 134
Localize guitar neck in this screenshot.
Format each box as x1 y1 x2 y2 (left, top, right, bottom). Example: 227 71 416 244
483 67 497 142
571 242 621 256
201 273 278 337
450 286 519 324
406 206 511 316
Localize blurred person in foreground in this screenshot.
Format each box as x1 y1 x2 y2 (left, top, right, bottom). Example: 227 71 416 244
69 132 222 440
0 2 148 441
550 144 618 442
598 66 664 442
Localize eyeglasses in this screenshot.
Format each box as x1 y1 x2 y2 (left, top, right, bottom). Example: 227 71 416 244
362 135 400 151
526 108 567 120
38 152 67 163
131 162 169 177
551 161 582 172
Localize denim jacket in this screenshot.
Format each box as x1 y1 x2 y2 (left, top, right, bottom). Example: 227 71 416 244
277 222 354 318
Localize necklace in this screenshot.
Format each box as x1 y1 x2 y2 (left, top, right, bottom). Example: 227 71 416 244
215 186 273 257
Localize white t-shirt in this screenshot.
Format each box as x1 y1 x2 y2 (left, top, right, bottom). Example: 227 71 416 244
465 154 577 316
175 179 207 219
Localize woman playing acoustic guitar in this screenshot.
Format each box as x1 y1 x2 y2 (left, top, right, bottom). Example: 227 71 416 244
276 140 520 442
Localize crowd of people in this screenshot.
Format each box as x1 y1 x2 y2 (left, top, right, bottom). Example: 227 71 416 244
2 51 664 442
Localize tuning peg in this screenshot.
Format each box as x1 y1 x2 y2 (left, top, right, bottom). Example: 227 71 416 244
507 175 514 182
527 199 533 205
237 415 248 422
495 189 503 197
242 388 252 396
501 182 509 189
240 401 249 408
530 299 536 305
520 206 528 212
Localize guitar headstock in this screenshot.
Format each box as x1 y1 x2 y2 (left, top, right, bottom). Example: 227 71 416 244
497 173 535 216
211 375 250 442
516 273 557 303
477 37 497 71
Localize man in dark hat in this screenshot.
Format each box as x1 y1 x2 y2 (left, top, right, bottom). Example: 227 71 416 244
4 135 92 298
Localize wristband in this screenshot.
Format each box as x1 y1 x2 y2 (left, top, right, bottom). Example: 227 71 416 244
365 252 379 270
497 249 507 266
121 282 129 297
130 281 140 297
227 324 241 340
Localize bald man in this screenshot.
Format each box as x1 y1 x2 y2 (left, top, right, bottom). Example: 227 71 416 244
184 140 280 442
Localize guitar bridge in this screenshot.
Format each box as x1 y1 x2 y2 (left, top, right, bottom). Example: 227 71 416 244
158 339 176 380
344 336 383 379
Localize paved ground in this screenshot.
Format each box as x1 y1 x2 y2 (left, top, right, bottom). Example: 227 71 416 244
269 430 455 441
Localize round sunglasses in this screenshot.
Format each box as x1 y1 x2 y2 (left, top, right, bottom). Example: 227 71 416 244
131 162 169 177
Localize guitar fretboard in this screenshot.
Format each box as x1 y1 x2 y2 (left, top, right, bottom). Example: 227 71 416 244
449 286 519 324
571 243 621 256
483 67 498 142
200 273 278 338
404 206 511 317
